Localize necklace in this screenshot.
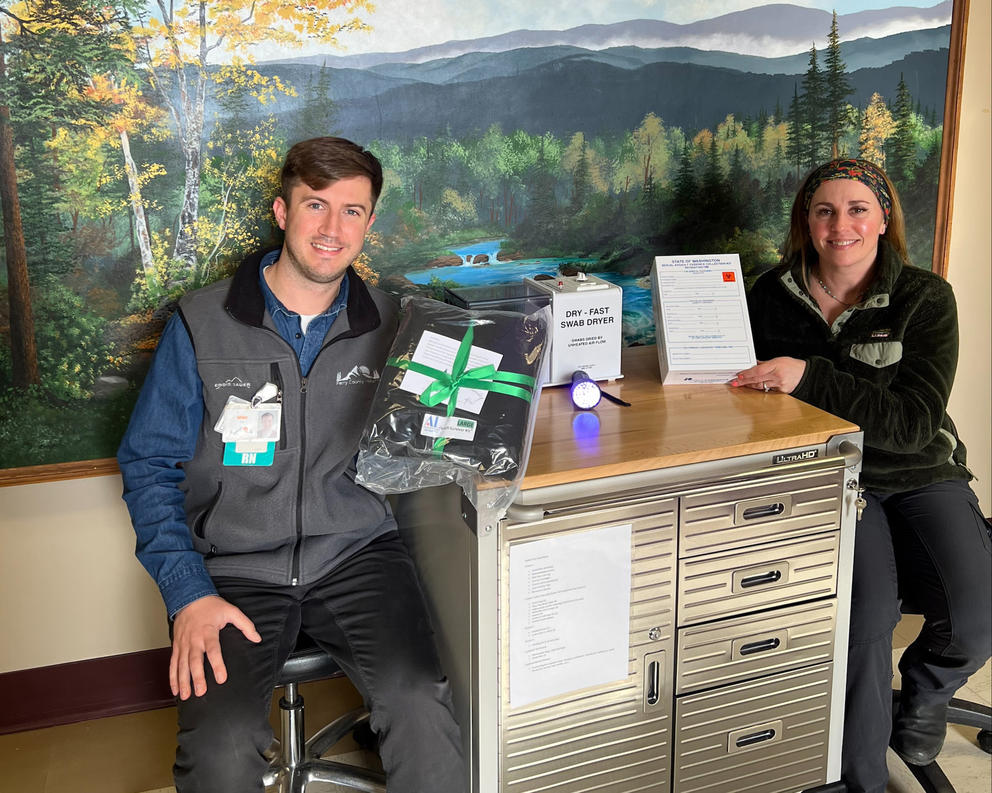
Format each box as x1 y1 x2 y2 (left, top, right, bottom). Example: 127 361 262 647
815 274 861 307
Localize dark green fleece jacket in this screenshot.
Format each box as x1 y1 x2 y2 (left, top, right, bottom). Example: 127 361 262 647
747 240 971 494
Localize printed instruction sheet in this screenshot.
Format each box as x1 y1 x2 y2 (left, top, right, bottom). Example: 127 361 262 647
651 253 757 383
508 523 632 708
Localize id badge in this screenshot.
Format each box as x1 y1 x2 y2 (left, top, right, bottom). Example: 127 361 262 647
223 441 275 466
216 382 282 466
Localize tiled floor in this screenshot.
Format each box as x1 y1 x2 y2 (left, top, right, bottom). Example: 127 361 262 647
0 616 988 793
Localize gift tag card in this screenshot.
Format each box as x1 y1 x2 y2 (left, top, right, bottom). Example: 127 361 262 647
398 330 503 415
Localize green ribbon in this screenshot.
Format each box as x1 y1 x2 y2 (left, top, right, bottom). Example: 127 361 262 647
387 324 537 455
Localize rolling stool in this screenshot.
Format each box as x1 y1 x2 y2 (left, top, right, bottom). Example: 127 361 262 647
890 585 992 793
262 633 386 792
890 690 992 793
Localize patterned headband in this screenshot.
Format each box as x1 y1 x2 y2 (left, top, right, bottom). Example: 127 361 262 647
802 159 892 223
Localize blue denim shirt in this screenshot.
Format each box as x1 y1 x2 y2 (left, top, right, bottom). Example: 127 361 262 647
117 251 350 618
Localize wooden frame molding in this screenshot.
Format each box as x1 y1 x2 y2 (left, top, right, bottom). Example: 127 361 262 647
0 1 972 488
0 457 119 488
932 0 970 278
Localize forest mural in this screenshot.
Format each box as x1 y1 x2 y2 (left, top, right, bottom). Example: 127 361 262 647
0 0 955 469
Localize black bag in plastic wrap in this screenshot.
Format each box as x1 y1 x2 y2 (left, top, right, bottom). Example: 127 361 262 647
356 296 549 505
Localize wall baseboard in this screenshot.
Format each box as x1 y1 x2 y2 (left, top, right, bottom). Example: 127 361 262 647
0 647 174 735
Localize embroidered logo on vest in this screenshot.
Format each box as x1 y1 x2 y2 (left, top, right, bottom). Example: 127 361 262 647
336 365 380 385
213 376 252 390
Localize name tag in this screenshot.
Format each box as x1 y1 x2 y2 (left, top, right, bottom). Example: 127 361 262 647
223 441 275 466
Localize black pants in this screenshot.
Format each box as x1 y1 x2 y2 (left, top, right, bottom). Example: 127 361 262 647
172 533 466 793
842 479 992 793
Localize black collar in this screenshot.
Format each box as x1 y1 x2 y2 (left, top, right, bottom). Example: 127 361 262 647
224 249 382 338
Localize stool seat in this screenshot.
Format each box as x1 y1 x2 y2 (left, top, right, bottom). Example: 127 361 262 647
278 641 345 687
263 634 386 792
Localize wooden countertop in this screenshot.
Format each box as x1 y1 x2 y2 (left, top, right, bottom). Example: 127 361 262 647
521 345 858 491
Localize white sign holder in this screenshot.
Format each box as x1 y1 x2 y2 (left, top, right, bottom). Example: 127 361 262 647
650 253 756 384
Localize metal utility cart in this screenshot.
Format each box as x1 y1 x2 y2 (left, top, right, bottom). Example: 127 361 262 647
395 345 863 793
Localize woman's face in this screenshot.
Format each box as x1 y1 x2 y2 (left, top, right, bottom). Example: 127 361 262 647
807 178 887 274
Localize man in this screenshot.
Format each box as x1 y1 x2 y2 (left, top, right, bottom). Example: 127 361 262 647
258 410 278 439
118 137 465 792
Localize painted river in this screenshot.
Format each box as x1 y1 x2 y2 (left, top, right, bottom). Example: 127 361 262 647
404 240 656 346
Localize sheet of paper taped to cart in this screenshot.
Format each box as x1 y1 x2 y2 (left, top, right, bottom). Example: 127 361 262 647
508 522 632 708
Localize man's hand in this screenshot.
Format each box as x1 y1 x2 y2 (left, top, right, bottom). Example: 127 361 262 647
170 595 261 700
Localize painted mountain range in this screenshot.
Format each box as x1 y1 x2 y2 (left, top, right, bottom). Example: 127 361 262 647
248 2 952 142
267 1 952 70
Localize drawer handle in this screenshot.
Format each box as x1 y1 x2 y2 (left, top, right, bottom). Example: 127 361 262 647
741 502 785 520
646 660 660 706
739 570 783 588
735 728 776 748
738 637 781 656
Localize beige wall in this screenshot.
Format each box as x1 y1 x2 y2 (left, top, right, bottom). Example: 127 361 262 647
945 0 991 512
0 475 168 672
1 5 990 674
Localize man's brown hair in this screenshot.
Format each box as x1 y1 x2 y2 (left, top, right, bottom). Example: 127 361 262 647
280 137 384 211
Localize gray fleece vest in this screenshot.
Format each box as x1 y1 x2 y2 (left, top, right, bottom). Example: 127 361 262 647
178 254 399 586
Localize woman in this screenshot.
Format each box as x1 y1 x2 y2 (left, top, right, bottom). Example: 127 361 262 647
733 159 990 793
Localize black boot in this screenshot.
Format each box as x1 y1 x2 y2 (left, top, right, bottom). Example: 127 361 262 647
891 701 949 766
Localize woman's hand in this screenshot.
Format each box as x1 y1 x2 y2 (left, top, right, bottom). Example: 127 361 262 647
732 357 807 394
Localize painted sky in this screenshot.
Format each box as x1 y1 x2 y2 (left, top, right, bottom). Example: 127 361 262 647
248 0 948 59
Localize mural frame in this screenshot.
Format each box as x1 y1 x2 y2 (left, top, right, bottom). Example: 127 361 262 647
0 0 972 488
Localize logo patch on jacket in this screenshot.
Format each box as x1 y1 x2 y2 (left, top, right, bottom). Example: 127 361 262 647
870 329 891 339
336 365 380 385
213 376 252 390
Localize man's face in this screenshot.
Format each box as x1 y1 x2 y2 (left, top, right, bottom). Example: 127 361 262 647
272 175 376 288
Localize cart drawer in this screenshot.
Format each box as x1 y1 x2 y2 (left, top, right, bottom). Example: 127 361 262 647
680 464 845 558
673 663 833 793
677 532 840 626
500 497 677 792
675 599 837 694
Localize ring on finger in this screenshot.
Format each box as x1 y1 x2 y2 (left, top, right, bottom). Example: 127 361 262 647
763 382 770 392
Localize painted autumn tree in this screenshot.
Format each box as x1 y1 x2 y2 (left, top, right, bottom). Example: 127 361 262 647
860 92 896 166
129 0 374 276
0 0 135 389
80 73 168 284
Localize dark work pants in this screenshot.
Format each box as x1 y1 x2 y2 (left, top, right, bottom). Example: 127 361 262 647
842 479 992 793
172 533 466 793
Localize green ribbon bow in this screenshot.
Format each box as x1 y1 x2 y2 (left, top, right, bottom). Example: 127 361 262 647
387 324 537 454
